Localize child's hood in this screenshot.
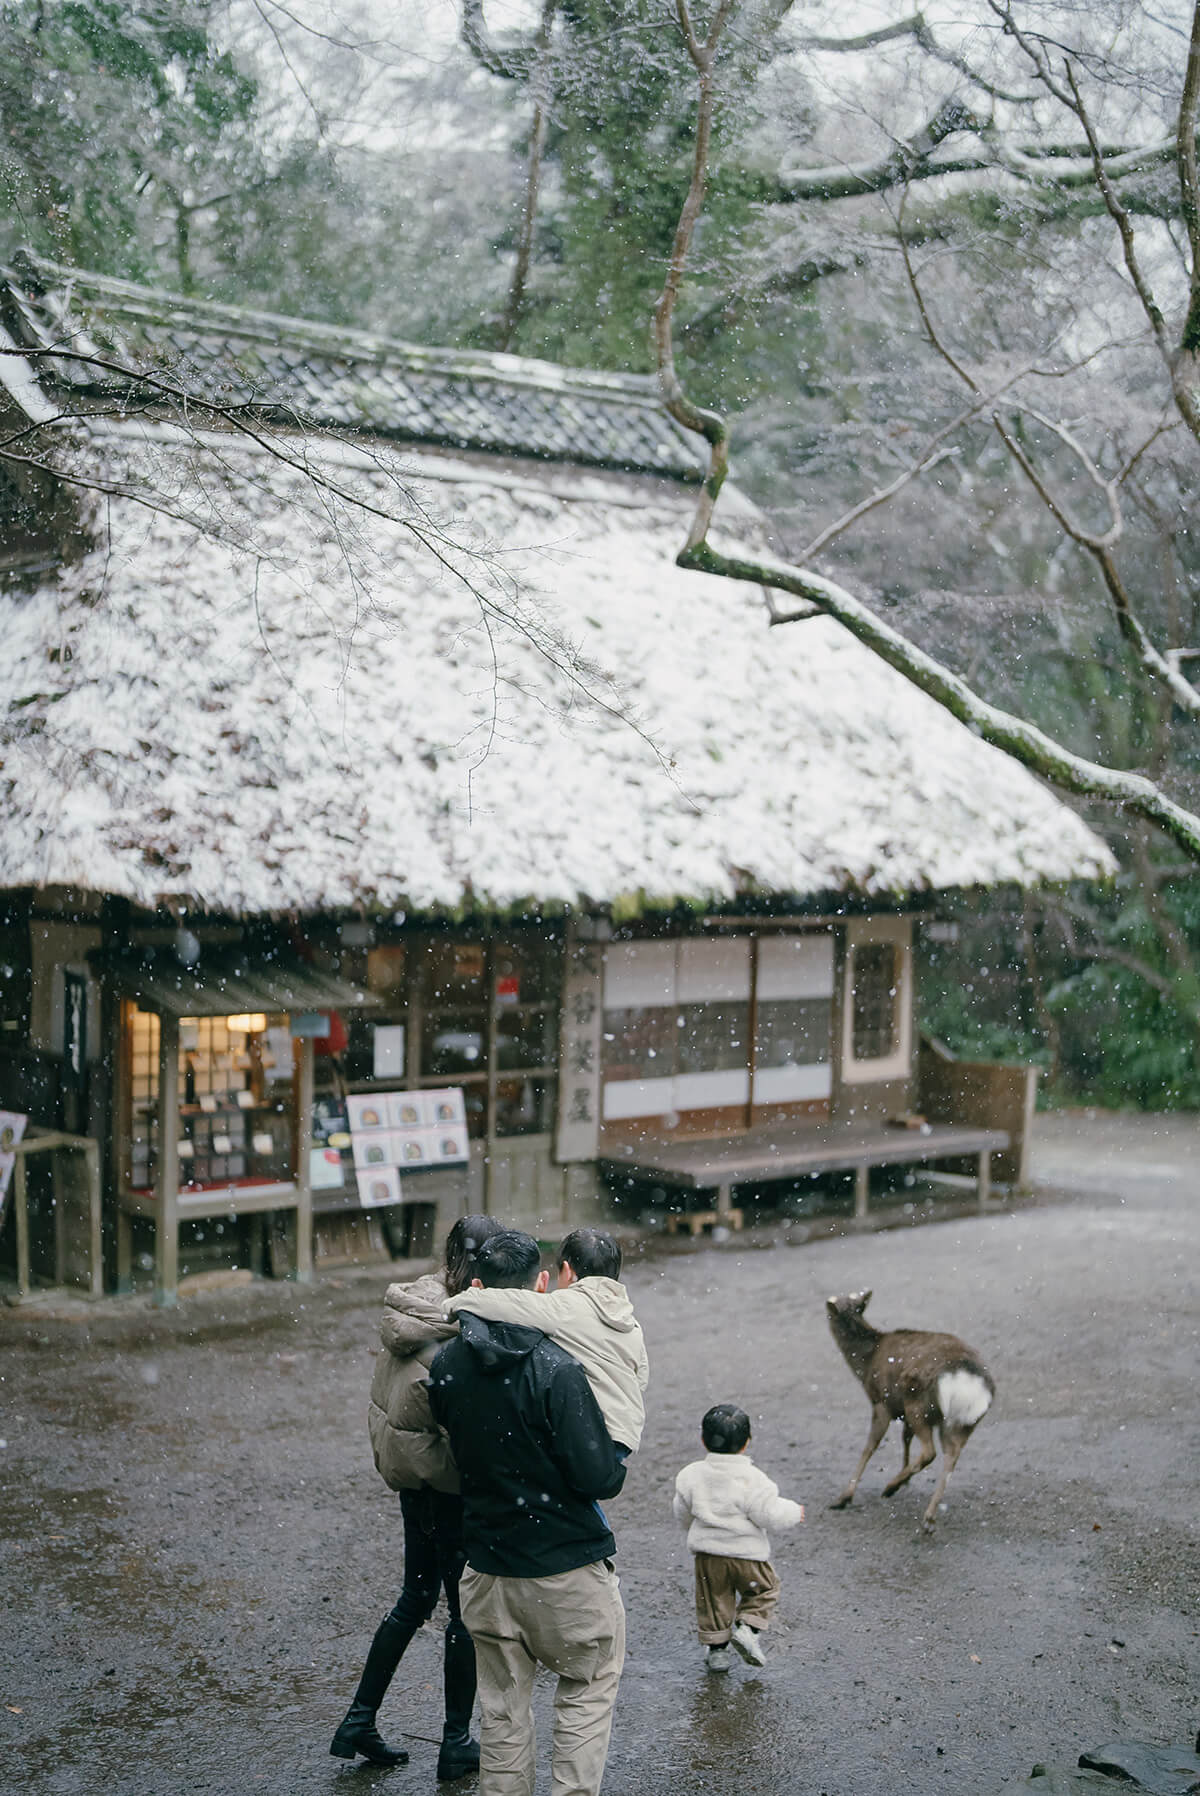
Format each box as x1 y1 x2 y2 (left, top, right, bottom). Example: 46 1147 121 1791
573 1275 639 1333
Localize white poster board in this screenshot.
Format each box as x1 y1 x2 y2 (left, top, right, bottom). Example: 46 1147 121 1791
0 1110 29 1229
346 1088 469 1205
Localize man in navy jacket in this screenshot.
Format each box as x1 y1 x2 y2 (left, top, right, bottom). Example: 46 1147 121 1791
429 1229 627 1796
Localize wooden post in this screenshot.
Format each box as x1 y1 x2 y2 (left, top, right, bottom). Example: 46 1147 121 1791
84 1137 103 1297
484 938 498 1214
1016 1067 1038 1192
52 1146 67 1288
13 1153 31 1298
116 1204 132 1293
295 1034 314 1283
745 933 759 1130
977 1148 992 1209
854 1162 869 1222
715 1179 732 1218
154 1013 180 1306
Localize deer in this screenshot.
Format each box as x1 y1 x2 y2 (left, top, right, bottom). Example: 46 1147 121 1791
826 1291 995 1530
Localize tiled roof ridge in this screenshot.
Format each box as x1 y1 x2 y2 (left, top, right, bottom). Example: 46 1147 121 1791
9 251 666 407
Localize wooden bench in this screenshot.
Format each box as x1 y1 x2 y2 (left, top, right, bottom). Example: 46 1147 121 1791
600 1120 1010 1228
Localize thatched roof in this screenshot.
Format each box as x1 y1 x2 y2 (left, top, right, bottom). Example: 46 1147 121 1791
0 263 1114 916
1 253 702 479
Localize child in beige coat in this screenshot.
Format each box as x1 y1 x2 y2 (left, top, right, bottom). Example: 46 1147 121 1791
445 1226 648 1452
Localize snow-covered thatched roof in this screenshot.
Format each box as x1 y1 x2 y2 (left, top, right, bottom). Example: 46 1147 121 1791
0 263 1114 916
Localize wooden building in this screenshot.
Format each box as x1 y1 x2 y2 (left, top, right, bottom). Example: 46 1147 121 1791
0 256 1113 1301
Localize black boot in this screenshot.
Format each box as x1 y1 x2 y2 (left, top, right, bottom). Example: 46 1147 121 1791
436 1619 479 1781
329 1700 409 1766
331 1608 421 1765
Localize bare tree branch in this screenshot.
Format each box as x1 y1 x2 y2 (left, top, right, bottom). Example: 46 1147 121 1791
650 1 1200 868
1175 0 1200 357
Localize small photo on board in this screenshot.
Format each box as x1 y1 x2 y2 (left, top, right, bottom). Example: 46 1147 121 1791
435 1129 469 1163
347 1095 389 1132
352 1134 394 1170
398 1135 430 1167
359 1165 402 1209
387 1093 428 1130
424 1088 467 1128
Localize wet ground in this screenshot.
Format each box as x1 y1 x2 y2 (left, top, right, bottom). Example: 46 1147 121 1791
1 1112 1197 1796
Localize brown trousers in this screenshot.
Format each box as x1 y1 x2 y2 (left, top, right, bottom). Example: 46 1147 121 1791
693 1552 780 1645
460 1559 625 1796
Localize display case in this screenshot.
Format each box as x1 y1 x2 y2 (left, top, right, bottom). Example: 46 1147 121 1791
126 1005 296 1194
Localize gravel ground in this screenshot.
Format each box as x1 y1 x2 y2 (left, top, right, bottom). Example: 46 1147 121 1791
1 1112 1197 1796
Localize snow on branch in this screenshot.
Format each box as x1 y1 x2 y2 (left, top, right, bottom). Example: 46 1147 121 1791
652 0 1200 870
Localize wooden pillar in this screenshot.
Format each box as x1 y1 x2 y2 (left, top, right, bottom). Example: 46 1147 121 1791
977 1148 992 1209
154 1012 180 1307
52 1146 67 1288
484 938 498 1215
112 996 133 1293
854 1162 869 1222
715 1179 733 1218
745 933 760 1129
13 1152 31 1298
116 1204 133 1294
294 1034 314 1283
84 1138 103 1298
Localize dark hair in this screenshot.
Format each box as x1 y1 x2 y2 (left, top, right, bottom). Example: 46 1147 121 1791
475 1229 543 1290
443 1214 505 1296
702 1404 751 1454
557 1226 621 1282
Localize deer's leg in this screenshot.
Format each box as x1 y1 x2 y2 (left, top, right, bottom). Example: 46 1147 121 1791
831 1403 892 1509
898 1420 914 1475
920 1425 970 1530
882 1415 936 1496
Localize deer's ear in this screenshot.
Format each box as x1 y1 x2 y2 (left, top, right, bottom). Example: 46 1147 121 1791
854 1290 872 1311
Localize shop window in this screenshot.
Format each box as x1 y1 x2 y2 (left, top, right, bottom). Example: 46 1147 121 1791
0 922 31 1046
851 944 899 1061
677 1001 749 1074
755 998 831 1070
841 919 912 1084
494 1076 556 1137
306 931 562 1142
125 1005 295 1193
601 1004 676 1082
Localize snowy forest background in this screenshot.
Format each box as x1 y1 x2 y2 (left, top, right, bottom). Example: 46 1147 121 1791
5 0 1200 1110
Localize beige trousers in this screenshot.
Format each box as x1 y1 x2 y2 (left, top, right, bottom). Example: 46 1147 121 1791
693 1552 780 1644
460 1559 626 1796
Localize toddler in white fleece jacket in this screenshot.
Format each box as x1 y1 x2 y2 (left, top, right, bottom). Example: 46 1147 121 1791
445 1226 648 1453
673 1403 804 1671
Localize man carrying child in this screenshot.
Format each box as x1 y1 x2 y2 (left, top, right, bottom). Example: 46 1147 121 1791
444 1224 648 1454
429 1229 632 1796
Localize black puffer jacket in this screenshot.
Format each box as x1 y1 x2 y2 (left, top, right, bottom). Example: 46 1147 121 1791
428 1311 626 1579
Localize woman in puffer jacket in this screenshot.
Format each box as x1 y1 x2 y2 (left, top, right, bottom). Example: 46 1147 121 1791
330 1213 504 1778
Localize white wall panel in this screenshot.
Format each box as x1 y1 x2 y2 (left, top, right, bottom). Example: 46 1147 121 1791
757 933 834 999
601 1075 677 1120
603 941 676 1008
753 1061 833 1104
677 938 750 1002
673 1068 750 1110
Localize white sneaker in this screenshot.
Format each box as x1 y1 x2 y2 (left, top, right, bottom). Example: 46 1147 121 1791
730 1622 767 1666
705 1645 732 1673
